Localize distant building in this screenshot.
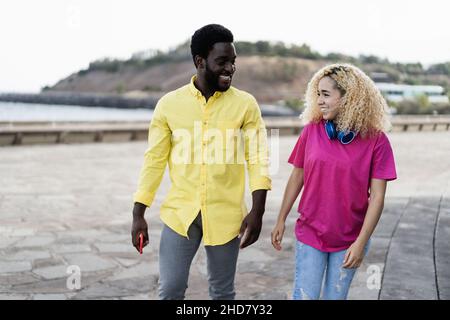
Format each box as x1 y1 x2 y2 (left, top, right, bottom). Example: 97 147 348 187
375 82 449 104
370 72 393 83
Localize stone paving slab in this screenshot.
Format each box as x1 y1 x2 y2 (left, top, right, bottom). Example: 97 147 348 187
0 131 450 300
380 197 440 300
435 197 450 299
0 261 32 274
0 272 41 287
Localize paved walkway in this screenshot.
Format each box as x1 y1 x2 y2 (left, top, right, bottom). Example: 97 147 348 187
0 131 449 300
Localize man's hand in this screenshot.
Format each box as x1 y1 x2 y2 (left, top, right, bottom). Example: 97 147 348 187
239 208 264 249
239 189 268 249
131 202 149 253
131 216 149 253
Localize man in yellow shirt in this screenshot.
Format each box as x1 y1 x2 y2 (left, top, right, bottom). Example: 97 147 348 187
131 24 271 300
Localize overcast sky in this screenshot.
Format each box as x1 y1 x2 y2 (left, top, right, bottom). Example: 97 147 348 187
1 0 449 92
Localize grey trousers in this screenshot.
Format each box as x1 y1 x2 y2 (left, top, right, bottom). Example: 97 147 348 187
158 213 240 300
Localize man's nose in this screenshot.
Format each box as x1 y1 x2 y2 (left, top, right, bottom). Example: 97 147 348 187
224 62 235 74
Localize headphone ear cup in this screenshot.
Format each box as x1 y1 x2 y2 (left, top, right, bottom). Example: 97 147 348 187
324 121 337 139
338 131 356 144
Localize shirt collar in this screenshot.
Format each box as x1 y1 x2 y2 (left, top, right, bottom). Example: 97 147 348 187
188 75 224 100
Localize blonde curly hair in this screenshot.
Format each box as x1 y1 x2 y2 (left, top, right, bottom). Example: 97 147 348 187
301 63 391 138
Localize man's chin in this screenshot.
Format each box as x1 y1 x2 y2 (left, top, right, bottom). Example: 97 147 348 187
217 83 231 92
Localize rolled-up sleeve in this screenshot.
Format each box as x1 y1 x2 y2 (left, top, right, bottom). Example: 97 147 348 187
242 96 272 192
133 100 172 206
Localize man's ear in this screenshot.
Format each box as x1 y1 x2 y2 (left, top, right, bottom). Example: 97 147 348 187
194 55 205 69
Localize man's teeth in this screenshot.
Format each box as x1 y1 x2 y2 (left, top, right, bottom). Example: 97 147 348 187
220 75 231 80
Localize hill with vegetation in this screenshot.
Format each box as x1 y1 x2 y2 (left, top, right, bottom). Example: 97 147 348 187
47 41 450 114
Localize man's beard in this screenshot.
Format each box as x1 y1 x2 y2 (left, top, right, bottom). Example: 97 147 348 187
204 64 220 92
205 64 229 92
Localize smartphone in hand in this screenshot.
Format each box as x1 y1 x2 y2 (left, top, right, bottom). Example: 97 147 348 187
138 233 144 254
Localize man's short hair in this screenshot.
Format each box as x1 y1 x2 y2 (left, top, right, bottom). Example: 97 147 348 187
190 24 234 67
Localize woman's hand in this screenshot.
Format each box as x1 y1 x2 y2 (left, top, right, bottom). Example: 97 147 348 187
342 240 366 268
271 221 286 251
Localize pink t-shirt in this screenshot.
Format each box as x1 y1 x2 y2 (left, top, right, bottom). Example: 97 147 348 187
288 120 397 252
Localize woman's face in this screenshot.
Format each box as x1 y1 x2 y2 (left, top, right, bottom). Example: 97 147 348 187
317 76 343 121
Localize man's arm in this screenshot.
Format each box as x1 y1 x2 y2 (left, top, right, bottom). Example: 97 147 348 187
131 102 171 252
239 96 272 249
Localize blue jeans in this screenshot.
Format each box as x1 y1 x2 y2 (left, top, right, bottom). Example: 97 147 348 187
158 213 240 300
293 240 370 300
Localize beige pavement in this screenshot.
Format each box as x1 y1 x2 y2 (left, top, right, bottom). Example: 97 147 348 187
0 131 449 299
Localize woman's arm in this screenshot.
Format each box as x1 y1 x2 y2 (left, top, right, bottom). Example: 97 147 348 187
271 167 304 250
343 178 387 268
278 167 304 223
357 178 387 245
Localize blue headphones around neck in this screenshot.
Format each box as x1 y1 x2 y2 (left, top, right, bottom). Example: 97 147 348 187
324 120 356 144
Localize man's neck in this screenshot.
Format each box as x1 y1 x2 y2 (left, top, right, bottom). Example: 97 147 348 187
194 75 215 102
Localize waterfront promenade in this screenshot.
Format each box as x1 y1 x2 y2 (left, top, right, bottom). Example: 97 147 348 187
0 130 449 299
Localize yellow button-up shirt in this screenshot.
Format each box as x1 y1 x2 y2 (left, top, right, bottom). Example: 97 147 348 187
133 76 272 245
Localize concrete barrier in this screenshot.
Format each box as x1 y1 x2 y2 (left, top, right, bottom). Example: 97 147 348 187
1 116 449 146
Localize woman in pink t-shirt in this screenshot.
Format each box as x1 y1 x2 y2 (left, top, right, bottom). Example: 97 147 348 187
271 64 397 300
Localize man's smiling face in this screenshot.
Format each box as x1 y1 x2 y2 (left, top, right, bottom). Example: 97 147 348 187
203 42 236 92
